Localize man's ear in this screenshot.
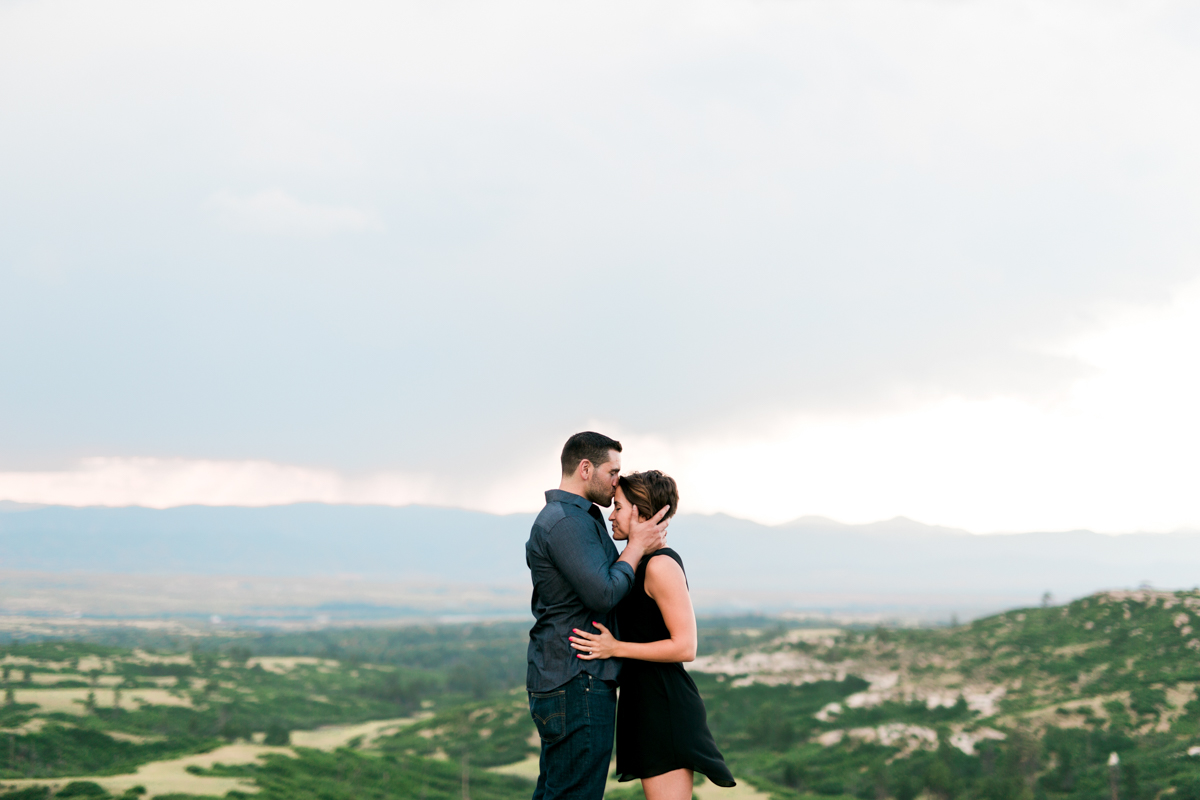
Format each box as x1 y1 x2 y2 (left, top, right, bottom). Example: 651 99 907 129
579 459 592 481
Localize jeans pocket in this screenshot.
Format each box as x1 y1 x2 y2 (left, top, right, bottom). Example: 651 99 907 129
529 690 567 744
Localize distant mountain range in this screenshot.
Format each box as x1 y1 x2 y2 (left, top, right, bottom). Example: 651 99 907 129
3 502 1200 621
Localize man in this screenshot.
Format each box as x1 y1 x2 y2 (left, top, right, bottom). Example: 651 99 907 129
526 431 671 800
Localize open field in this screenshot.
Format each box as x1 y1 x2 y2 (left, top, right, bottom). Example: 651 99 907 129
0 571 529 630
0 569 1032 633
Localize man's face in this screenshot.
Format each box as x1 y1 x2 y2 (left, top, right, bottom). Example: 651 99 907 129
584 450 622 507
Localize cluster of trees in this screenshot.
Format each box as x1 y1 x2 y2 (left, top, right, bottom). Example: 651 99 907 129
1 784 145 800
0 722 205 781
379 698 536 768
243 623 529 699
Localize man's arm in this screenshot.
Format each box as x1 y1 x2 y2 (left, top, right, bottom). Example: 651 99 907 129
569 555 697 663
544 516 635 613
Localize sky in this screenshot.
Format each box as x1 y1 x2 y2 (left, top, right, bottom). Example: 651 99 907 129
2 0 1200 533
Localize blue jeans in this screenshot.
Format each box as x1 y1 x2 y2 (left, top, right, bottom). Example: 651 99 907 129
529 673 616 800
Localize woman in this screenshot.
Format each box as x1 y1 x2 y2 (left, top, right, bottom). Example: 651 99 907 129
569 470 735 800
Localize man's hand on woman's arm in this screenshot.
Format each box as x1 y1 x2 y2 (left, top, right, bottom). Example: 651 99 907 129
617 505 671 568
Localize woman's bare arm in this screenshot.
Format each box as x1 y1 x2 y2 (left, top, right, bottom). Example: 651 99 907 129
569 555 697 663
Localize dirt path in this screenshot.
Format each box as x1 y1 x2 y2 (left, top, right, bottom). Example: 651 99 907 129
290 714 426 749
0 715 423 797
0 743 291 797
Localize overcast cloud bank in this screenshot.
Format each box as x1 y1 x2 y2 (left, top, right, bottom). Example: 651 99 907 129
3 0 1200 530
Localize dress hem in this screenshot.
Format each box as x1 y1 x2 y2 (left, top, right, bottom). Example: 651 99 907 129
616 770 736 788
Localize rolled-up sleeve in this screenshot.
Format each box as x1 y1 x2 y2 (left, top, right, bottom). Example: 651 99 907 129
544 517 635 613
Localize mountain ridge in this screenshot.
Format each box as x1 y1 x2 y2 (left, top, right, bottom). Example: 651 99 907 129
3 504 1200 610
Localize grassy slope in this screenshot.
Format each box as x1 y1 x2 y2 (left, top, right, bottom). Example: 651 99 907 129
685 589 1200 800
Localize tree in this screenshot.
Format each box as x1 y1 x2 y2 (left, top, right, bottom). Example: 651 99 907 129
264 722 291 746
924 760 954 800
227 645 253 666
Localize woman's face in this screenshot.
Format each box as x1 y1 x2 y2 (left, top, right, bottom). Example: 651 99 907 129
609 485 639 541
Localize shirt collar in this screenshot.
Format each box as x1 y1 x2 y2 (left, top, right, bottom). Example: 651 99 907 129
545 489 594 511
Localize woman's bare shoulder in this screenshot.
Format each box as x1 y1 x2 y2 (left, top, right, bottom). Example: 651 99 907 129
644 549 686 582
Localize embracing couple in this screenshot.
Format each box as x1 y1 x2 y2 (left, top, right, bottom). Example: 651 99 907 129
526 432 734 800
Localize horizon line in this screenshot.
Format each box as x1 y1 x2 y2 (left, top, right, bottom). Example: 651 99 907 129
2 499 1198 538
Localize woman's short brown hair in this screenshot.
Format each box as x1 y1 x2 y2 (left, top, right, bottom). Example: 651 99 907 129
617 470 679 523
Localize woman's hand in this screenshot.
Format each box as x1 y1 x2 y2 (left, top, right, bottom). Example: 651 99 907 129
569 622 620 660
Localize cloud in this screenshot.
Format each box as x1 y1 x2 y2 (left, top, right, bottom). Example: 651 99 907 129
4 276 1200 533
613 280 1200 533
207 189 382 236
0 457 434 509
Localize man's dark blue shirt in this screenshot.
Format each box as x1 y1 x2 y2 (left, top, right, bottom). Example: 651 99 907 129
526 489 636 692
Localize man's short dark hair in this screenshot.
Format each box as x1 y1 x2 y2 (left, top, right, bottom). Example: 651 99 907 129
560 431 622 476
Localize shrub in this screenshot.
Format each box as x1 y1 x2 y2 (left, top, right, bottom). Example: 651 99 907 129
56 782 109 797
0 788 50 800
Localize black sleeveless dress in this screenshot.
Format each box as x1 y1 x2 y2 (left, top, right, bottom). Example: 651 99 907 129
614 548 735 787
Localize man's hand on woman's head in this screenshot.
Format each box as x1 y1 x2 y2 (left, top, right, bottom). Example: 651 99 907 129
628 505 670 552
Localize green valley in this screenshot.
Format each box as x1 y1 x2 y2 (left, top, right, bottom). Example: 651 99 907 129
7 590 1200 799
